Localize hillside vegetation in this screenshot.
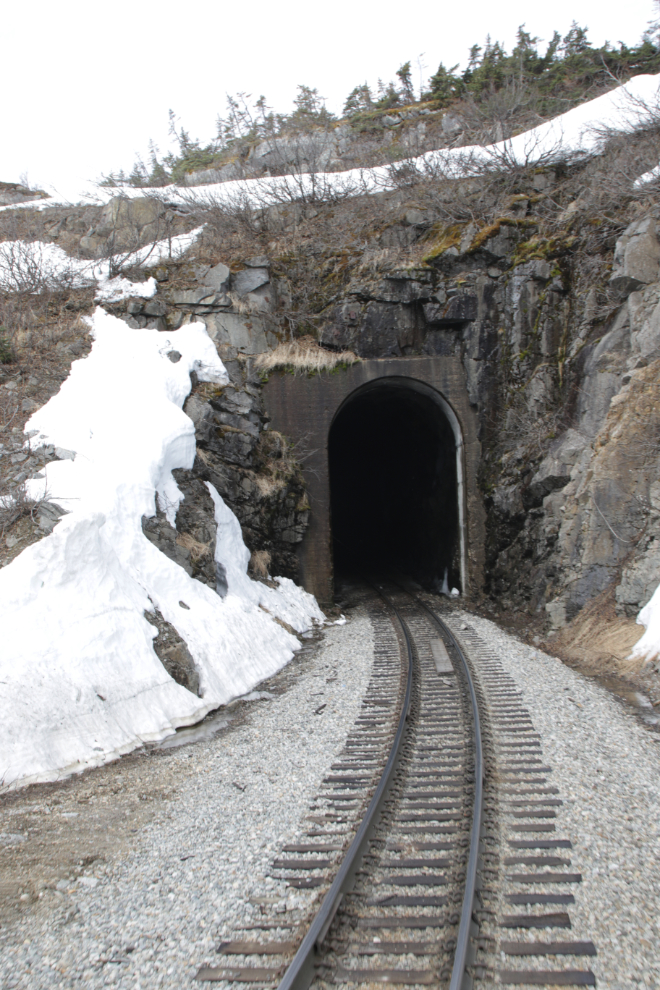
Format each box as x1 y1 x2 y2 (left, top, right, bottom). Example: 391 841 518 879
103 21 660 187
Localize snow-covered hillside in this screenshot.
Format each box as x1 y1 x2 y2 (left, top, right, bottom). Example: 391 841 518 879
3 73 660 214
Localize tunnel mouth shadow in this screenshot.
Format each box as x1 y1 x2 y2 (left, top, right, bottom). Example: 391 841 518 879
329 378 461 593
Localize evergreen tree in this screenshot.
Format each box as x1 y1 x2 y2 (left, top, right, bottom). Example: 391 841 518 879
343 84 374 116
396 62 415 103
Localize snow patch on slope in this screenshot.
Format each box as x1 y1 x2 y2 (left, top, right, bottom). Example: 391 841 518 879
95 274 157 302
0 227 204 293
0 309 323 790
4 74 660 213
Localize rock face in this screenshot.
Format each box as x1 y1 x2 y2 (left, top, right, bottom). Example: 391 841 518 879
139 377 309 587
104 257 309 587
100 200 660 628
146 607 201 696
610 215 660 294
138 376 309 587
78 196 193 258
0 181 48 206
179 107 443 182
193 403 309 580
307 204 660 628
10 160 660 632
472 212 660 629
142 474 218 590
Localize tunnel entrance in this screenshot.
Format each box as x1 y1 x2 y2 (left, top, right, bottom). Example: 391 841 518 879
329 377 463 591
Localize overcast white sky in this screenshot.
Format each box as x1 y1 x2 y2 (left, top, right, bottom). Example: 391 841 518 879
2 0 658 197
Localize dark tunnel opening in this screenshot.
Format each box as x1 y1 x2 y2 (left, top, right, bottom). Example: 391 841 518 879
329 379 461 591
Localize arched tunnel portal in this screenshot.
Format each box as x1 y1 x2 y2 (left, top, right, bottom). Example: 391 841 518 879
329 378 465 590
262 356 483 606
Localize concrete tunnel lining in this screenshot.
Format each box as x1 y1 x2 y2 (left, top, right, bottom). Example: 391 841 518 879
261 356 483 606
329 376 467 591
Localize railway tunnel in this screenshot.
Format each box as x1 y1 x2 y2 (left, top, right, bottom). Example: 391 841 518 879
329 379 462 590
262 357 481 606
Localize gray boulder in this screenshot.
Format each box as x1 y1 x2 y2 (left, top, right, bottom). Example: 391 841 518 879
206 312 270 354
616 540 660 615
441 113 463 135
204 262 231 292
610 214 660 294
233 268 269 297
168 287 219 306
528 429 589 501
80 196 167 257
183 162 242 185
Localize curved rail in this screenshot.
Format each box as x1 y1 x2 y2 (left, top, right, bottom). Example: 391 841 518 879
276 588 415 990
415 596 484 990
276 585 483 990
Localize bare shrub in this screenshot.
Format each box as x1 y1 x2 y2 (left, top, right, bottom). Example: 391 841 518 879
498 403 570 460
453 81 547 145
253 473 287 497
0 483 53 538
0 240 93 294
187 188 388 345
185 187 270 261
0 328 12 364
0 388 20 432
0 286 95 443
0 286 93 357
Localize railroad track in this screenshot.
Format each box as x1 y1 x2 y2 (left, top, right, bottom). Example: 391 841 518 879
197 580 597 989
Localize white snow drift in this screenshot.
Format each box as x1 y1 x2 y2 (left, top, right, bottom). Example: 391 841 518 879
0 309 322 790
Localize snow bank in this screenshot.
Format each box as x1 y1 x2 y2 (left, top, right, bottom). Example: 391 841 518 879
0 227 204 294
4 74 660 216
0 309 323 790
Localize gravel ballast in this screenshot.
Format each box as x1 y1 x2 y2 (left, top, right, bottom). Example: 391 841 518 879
450 608 660 990
0 611 373 989
3 597 660 990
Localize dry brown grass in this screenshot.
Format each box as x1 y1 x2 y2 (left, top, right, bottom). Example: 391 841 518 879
254 336 358 375
249 549 271 579
253 473 287 497
0 289 94 443
175 532 212 563
544 585 645 676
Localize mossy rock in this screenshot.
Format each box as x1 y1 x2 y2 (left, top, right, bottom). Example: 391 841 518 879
512 233 577 266
421 223 463 262
469 217 537 253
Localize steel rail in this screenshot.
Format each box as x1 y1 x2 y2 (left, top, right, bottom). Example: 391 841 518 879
415 596 484 990
275 586 414 990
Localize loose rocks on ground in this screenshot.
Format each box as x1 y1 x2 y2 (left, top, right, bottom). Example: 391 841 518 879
0 611 373 989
